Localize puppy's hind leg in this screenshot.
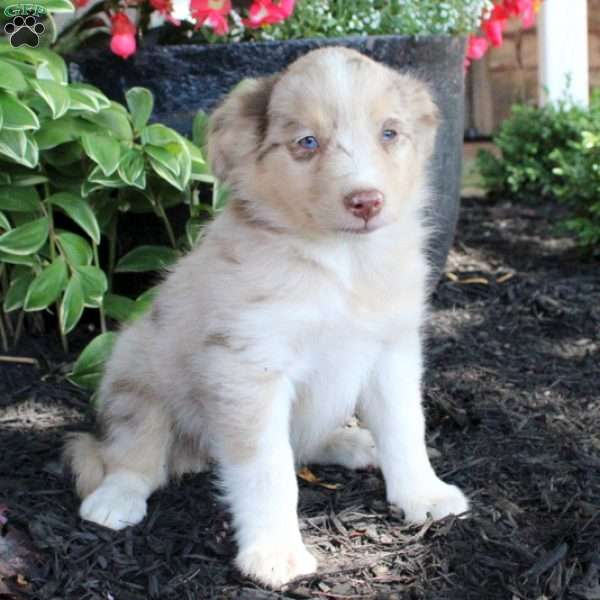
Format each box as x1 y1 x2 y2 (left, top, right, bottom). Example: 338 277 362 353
72 380 173 531
306 426 377 470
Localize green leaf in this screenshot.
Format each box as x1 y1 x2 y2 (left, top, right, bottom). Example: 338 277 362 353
0 216 48 255
20 135 39 168
49 192 100 244
30 79 70 119
115 245 179 273
82 103 133 141
0 91 39 130
76 265 107 308
103 293 137 322
34 115 97 151
69 332 117 390
0 186 40 212
0 129 26 163
177 139 192 189
148 156 185 191
192 111 209 147
68 88 101 113
135 286 157 316
43 140 82 167
38 0 75 12
81 133 121 176
68 84 110 111
0 59 28 93
34 49 68 84
126 87 154 133
11 174 48 186
184 137 206 165
117 148 146 188
80 180 107 197
3 270 34 312
60 274 85 334
0 251 37 266
87 164 127 190
144 144 180 175
0 211 10 231
57 231 93 266
213 182 231 211
24 256 68 311
34 116 76 150
141 123 180 146
185 216 205 247
1 132 39 169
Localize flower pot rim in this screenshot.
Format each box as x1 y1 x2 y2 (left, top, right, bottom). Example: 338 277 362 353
70 33 466 59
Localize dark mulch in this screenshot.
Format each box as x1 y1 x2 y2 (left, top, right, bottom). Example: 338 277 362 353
1 198 599 600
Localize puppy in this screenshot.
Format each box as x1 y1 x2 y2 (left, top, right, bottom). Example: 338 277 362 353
65 47 468 588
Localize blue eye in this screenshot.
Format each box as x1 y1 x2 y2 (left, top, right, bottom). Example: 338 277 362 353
298 136 319 150
382 129 398 142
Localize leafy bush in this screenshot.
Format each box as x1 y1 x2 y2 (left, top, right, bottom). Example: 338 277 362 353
477 93 600 250
552 129 600 248
0 41 222 382
261 0 493 40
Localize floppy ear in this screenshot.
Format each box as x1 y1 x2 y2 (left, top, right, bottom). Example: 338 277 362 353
394 74 440 159
207 75 280 183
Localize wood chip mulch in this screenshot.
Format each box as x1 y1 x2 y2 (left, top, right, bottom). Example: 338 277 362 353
1 197 599 600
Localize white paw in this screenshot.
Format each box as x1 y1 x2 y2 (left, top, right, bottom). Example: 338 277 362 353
391 480 469 524
80 478 148 530
236 541 317 588
318 427 378 470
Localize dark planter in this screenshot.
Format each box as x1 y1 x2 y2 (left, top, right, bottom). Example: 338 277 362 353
69 35 465 279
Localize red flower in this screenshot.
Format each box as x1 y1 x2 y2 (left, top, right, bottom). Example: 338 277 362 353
483 15 505 47
110 12 136 59
244 0 295 28
464 36 490 70
503 0 525 15
467 36 489 60
150 0 181 26
75 0 89 7
520 6 535 27
466 0 543 68
490 3 510 20
504 0 539 27
190 0 231 34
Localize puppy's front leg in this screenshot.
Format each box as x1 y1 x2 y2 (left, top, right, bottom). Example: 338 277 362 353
360 337 469 523
212 377 316 588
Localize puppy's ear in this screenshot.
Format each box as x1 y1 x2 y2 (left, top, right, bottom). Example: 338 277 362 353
207 75 280 182
395 75 440 158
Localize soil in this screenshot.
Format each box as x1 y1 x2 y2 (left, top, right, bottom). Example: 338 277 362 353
1 197 599 600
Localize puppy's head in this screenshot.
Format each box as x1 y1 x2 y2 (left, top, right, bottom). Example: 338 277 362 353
208 47 439 235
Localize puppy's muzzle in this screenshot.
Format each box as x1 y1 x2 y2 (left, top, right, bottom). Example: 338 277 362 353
344 189 384 223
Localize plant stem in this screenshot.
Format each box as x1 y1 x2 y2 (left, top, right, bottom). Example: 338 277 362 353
44 184 69 353
14 311 24 348
108 214 118 291
0 312 8 353
93 243 107 334
0 264 12 339
155 197 177 249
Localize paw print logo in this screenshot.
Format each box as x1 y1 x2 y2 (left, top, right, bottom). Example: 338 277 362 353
4 15 45 48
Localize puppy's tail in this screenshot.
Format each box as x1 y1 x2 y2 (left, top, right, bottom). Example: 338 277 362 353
63 432 105 498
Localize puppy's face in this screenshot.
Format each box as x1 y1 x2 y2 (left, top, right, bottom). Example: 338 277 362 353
209 48 439 236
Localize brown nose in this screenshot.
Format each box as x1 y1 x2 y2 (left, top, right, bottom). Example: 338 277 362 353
344 189 384 222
